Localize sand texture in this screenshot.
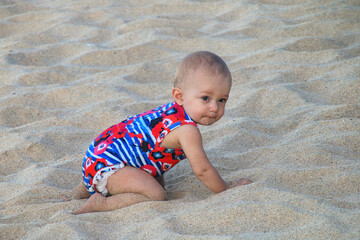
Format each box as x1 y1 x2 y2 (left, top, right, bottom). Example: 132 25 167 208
1 0 360 239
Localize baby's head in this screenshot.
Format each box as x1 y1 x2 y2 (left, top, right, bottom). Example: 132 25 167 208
174 51 232 89
173 51 232 125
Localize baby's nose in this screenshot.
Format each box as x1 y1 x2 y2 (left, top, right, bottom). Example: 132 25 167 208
209 101 219 112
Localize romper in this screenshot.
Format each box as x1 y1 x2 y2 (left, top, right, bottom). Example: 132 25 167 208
82 101 197 195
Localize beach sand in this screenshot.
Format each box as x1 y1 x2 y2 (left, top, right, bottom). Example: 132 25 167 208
1 0 359 239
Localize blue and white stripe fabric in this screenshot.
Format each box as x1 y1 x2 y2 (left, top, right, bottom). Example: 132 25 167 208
82 101 197 195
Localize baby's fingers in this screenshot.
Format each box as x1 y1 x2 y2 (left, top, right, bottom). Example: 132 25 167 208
227 178 253 189
236 178 253 186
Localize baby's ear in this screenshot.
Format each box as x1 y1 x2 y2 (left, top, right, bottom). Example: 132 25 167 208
172 87 184 105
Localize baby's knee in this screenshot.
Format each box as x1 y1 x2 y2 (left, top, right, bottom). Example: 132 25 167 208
150 188 167 201
155 189 167 201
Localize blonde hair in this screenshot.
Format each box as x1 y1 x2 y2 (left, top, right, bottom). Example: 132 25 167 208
174 51 232 88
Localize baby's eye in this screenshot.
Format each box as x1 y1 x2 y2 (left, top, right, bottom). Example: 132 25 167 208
202 96 210 101
219 98 227 103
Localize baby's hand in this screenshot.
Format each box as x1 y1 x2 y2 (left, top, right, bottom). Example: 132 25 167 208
226 178 253 189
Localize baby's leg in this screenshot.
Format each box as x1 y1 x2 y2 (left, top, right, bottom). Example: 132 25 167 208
63 179 90 202
70 180 91 199
74 166 166 214
155 175 165 188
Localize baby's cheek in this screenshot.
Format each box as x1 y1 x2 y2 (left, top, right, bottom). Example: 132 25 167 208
218 111 224 119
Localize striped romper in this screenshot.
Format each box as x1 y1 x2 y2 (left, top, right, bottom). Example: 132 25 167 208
82 101 197 195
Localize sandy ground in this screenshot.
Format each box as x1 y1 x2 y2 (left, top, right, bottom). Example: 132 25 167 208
1 0 359 239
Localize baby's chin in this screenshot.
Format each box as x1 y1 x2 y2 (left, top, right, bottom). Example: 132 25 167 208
198 118 218 126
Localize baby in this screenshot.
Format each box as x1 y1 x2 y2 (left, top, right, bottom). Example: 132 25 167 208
72 51 252 214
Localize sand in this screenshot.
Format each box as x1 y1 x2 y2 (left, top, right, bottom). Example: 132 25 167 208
1 0 359 239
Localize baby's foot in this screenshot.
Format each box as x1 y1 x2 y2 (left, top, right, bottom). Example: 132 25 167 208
73 193 106 214
62 194 72 202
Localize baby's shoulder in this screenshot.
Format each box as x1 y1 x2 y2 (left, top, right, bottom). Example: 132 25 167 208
161 124 200 149
175 124 201 140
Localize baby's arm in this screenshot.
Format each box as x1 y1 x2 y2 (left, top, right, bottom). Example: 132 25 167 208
177 125 227 193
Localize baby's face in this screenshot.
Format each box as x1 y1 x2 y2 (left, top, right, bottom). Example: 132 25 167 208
181 67 231 125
